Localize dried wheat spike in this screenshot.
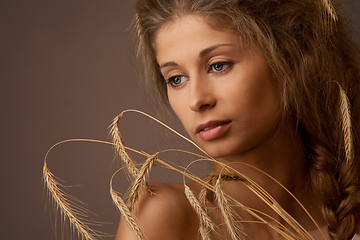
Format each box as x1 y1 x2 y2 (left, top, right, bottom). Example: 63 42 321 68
199 179 212 213
127 153 159 211
322 0 337 22
339 86 354 163
111 187 145 240
215 177 246 240
43 162 100 240
184 185 215 240
110 113 139 179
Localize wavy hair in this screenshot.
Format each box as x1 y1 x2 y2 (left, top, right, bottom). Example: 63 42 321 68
134 0 360 239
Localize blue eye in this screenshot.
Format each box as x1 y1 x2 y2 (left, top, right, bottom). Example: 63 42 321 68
167 75 188 87
210 62 232 73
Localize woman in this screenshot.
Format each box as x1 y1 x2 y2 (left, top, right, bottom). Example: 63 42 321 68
116 0 360 239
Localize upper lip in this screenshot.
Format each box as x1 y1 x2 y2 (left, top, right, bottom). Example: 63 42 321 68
195 120 231 133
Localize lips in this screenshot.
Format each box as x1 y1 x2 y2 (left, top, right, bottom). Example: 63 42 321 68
196 120 232 141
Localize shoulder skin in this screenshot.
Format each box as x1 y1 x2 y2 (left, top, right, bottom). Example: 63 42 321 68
115 182 200 240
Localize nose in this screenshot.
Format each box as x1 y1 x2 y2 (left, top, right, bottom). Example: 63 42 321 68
188 75 216 111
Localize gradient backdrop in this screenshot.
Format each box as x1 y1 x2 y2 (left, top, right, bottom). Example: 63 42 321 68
1 1 359 239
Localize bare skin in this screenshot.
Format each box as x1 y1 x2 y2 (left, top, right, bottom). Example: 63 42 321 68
116 182 201 240
115 15 357 239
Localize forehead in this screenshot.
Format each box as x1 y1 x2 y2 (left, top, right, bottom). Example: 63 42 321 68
154 15 241 63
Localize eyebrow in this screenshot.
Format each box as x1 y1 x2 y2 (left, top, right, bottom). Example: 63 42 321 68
159 43 235 70
159 61 178 69
199 43 234 57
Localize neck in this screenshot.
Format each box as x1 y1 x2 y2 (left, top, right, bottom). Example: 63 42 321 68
212 118 325 232
214 118 307 189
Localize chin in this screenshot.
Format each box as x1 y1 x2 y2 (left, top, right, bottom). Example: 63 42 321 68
201 144 238 160
198 138 253 161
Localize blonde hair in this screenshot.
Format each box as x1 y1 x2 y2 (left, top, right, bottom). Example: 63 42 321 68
135 0 360 239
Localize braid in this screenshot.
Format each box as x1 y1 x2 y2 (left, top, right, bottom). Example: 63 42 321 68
332 89 360 239
309 88 360 240
310 144 357 240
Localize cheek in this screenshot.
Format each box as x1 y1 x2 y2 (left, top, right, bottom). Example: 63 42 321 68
168 93 192 132
245 83 278 110
168 93 179 116
226 69 281 131
245 84 282 136
234 63 279 109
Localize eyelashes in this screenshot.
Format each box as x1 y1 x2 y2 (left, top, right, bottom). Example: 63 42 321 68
208 62 232 74
165 61 233 88
166 75 189 88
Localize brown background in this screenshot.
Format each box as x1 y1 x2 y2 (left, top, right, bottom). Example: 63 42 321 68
1 1 359 239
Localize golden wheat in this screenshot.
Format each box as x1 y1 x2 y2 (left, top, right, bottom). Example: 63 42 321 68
43 110 333 240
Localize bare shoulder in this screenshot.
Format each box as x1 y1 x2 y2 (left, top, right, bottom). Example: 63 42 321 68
115 182 200 240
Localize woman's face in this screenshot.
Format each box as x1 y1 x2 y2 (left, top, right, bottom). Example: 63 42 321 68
154 15 282 159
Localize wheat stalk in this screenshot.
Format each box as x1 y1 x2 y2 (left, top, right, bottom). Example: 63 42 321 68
118 109 210 157
222 167 314 240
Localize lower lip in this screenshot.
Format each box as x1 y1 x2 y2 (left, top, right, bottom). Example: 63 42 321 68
198 122 231 141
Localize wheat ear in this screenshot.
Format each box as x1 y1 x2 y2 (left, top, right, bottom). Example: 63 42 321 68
127 153 158 211
214 176 246 240
321 0 337 22
339 86 354 163
199 179 213 215
43 162 99 240
110 176 145 240
110 113 139 178
184 185 215 240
